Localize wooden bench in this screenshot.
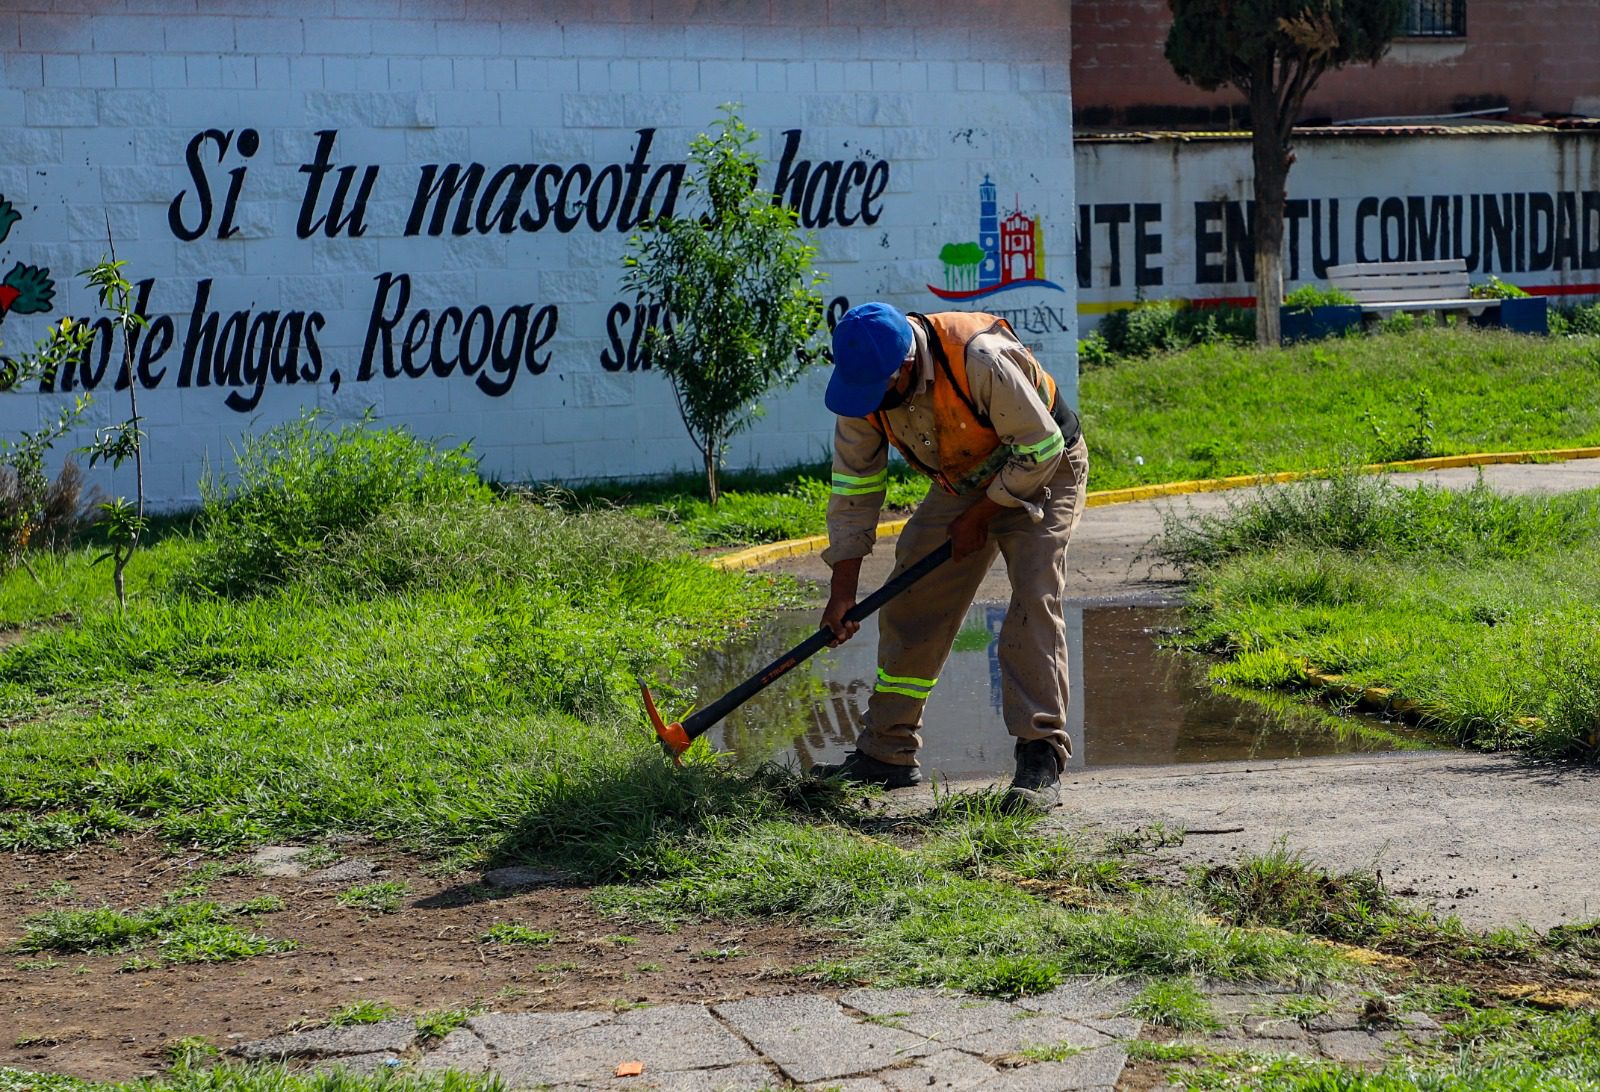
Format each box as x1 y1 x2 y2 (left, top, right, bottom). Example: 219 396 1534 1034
1326 259 1491 319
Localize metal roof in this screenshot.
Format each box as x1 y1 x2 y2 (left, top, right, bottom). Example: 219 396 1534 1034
1075 117 1600 144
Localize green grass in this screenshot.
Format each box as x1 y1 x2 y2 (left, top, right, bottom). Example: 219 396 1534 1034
1162 474 1600 760
336 882 408 915
1082 327 1600 492
415 1006 481 1040
0 454 801 874
1124 977 1221 1032
478 923 555 947
12 895 292 968
1168 1006 1600 1090
326 1000 395 1028
599 805 1349 996
551 329 1600 549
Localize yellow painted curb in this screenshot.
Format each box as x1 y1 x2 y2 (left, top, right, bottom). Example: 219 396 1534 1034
708 445 1600 572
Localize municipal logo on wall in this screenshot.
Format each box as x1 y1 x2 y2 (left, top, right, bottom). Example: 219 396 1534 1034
929 175 1064 301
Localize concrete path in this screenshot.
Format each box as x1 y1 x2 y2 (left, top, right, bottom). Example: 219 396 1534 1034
762 459 1600 933
234 979 1431 1089
766 457 1600 603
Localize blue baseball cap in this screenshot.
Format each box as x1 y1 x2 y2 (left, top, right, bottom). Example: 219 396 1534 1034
826 302 913 417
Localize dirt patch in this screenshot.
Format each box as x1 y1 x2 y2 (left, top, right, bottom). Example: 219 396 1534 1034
0 836 838 1082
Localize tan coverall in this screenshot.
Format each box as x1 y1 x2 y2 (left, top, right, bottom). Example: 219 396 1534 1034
822 316 1089 771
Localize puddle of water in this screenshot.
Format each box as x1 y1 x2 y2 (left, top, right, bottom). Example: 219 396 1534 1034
683 604 1432 778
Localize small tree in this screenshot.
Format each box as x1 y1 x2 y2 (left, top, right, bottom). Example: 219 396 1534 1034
623 105 826 504
81 253 148 612
1166 0 1404 345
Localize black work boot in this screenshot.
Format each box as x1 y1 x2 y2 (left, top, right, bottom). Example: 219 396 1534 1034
1004 739 1063 812
810 750 922 789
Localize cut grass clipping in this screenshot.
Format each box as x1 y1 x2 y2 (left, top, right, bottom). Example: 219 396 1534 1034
1159 472 1600 760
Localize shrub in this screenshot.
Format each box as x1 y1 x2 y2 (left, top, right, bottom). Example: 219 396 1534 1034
1550 300 1600 337
188 413 489 596
1470 275 1530 300
1077 330 1114 369
1284 284 1356 311
1098 301 1252 359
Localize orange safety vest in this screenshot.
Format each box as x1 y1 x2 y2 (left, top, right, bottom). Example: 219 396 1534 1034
868 311 1067 495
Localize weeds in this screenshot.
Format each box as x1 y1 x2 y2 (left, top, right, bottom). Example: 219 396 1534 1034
0 1066 509 1092
13 896 294 968
336 882 407 915
415 1006 482 1040
1191 843 1428 946
326 1000 395 1028
1124 977 1221 1032
479 923 556 947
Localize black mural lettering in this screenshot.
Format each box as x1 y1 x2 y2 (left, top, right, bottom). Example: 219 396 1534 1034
554 164 590 233
1406 196 1449 261
1076 205 1093 289
1134 203 1163 288
1222 201 1254 282
1194 201 1225 284
1312 198 1340 277
301 314 325 383
1556 192 1580 270
1093 204 1130 287
297 130 378 239
1583 193 1600 270
1378 197 1404 262
359 270 556 394
1285 199 1308 280
1484 194 1514 273
407 163 486 236
770 130 886 228
835 161 868 227
138 315 174 389
601 302 631 373
168 129 230 242
1528 192 1555 272
1355 197 1379 264
860 161 889 226
481 165 535 234
586 164 624 232
215 128 259 241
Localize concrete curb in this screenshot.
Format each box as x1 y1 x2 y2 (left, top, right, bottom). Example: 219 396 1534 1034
709 444 1600 572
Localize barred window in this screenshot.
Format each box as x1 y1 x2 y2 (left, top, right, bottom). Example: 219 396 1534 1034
1404 0 1466 37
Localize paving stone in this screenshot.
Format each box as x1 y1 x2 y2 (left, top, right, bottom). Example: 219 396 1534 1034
415 1029 489 1074
1241 1015 1314 1040
801 1080 891 1092
1014 978 1142 1020
879 1049 1003 1091
251 846 309 878
1009 1045 1128 1091
942 1014 1112 1059
1216 1037 1322 1059
548 1062 778 1091
714 995 926 1084
481 866 562 889
1204 993 1269 1017
309 1053 406 1076
1306 1012 1366 1033
1395 1012 1441 1032
1318 1030 1390 1064
840 987 1031 1053
493 1005 756 1086
237 1019 418 1060
466 1011 609 1053
304 859 379 885
1077 1018 1141 1041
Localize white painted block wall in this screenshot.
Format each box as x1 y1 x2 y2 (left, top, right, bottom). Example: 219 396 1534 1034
0 1 1076 507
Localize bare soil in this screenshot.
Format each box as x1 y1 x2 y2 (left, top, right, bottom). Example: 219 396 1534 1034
0 836 835 1082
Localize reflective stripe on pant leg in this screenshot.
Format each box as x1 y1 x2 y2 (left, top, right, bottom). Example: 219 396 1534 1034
862 487 998 766
991 435 1088 771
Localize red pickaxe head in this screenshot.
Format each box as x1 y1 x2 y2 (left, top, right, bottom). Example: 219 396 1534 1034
640 681 692 764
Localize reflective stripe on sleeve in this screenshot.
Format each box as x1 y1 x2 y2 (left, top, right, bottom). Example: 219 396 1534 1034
1013 430 1065 463
831 469 888 496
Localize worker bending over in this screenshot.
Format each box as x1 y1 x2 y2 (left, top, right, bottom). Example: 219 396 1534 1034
816 301 1088 810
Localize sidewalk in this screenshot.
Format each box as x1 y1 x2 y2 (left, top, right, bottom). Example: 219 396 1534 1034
234 978 1426 1090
